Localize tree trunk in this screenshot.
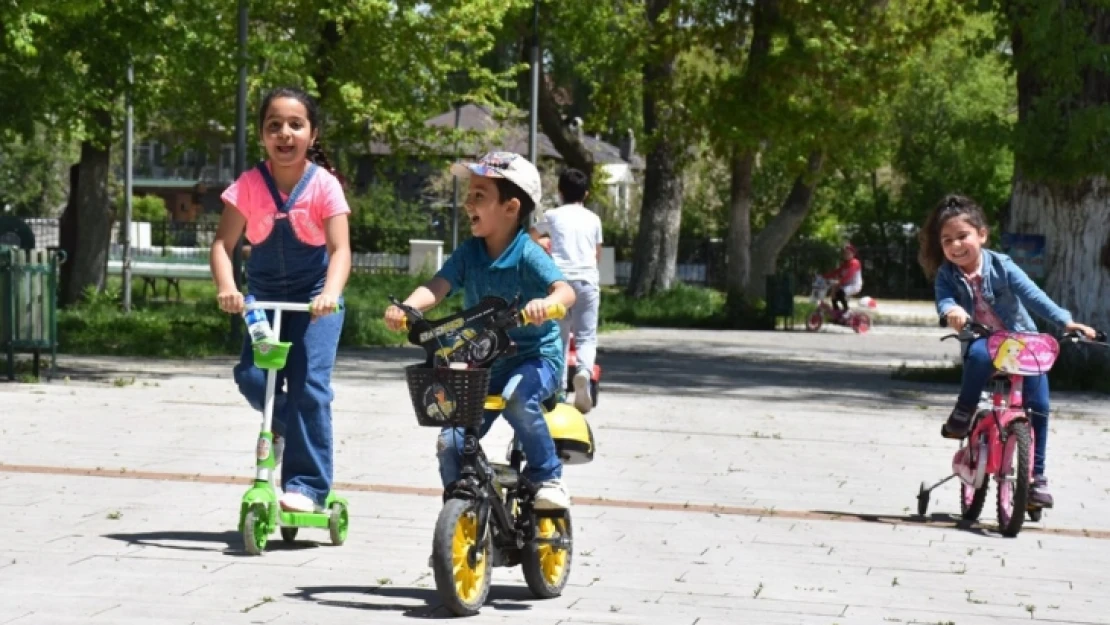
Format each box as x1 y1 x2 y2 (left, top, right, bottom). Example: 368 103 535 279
724 0 777 311
1008 175 1110 330
520 33 596 180
628 132 682 296
748 150 825 299
725 150 757 308
628 0 682 297
60 111 114 306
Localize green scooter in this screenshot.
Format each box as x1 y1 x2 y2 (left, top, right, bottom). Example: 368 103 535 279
236 299 349 555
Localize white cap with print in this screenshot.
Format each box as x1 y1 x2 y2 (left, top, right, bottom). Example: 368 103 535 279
450 151 542 206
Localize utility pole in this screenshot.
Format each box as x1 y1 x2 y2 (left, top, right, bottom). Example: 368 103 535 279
122 62 134 313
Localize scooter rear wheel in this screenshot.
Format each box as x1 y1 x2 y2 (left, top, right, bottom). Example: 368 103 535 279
329 502 348 546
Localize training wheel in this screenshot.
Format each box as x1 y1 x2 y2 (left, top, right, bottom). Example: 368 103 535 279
916 482 930 517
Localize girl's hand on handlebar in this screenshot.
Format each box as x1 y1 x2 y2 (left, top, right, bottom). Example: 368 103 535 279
945 307 970 332
217 290 245 314
384 304 407 332
310 292 340 319
1065 321 1097 340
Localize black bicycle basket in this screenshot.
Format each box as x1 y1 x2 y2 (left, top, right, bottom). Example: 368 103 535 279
404 364 492 428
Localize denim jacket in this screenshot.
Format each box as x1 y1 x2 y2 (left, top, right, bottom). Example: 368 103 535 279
935 248 1072 332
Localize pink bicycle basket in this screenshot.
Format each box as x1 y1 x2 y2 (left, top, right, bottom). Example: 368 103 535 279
986 332 1059 376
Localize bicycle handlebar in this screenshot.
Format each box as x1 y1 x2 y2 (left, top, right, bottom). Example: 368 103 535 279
394 300 566 332
939 317 1107 347
246 301 312 313
245 300 343 314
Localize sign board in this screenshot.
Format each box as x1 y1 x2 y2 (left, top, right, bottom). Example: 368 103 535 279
1001 233 1046 280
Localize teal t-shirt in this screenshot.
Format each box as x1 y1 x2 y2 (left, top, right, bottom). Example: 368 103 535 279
435 229 566 379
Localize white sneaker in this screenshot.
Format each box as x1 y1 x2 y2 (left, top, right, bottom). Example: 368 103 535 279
280 491 322 513
535 479 571 510
572 371 592 414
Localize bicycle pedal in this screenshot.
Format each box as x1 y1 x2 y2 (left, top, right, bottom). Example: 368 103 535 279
940 425 967 440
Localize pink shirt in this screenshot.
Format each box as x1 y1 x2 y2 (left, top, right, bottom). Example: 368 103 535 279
963 266 1006 331
221 162 350 247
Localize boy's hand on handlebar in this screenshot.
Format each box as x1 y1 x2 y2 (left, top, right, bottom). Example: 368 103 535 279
945 307 970 332
523 299 563 325
1065 321 1097 340
217 290 245 314
384 304 407 332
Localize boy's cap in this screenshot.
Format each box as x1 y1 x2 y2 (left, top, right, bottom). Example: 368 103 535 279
450 151 541 206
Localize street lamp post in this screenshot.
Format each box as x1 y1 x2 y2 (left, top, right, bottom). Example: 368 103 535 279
451 102 462 251
122 62 134 313
231 0 248 341
527 0 540 165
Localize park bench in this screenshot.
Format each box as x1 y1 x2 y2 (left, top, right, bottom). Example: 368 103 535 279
107 246 211 302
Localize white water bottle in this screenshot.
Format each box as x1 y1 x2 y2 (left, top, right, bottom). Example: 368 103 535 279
242 295 276 343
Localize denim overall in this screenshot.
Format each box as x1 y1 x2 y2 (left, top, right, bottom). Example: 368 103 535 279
233 161 345 507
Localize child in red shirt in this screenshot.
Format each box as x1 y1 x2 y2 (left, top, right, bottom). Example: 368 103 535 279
824 244 862 313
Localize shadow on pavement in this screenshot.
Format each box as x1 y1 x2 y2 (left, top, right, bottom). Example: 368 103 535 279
287 584 538 618
101 529 322 555
102 529 242 553
811 509 993 537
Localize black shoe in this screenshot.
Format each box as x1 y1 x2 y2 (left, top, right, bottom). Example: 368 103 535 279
1030 476 1054 509
941 404 974 439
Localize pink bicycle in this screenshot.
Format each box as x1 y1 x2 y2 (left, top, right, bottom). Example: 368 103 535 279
805 276 871 334
916 321 1105 536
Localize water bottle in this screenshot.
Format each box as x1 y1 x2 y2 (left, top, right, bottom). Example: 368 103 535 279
242 295 276 343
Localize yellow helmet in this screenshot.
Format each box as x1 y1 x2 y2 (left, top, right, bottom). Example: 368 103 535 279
544 403 595 465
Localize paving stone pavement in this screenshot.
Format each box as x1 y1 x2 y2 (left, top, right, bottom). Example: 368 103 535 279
2 324 1110 625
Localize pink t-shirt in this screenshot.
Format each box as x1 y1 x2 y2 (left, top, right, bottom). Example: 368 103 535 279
967 273 1006 331
220 162 350 247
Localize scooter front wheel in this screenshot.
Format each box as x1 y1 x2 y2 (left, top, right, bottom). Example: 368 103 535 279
432 498 491 616
242 503 269 555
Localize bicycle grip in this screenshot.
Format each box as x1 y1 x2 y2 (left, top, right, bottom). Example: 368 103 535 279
521 303 566 325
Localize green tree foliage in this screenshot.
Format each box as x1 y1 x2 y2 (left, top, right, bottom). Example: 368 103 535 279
0 125 77 217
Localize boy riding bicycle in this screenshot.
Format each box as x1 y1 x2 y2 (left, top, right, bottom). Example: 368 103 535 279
384 151 577 510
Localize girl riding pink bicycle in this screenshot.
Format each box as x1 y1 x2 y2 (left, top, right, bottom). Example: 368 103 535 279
917 194 1097 509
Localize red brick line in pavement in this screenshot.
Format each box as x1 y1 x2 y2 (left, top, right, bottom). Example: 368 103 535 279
3 462 1107 541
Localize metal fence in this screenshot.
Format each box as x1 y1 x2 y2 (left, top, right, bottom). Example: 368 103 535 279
607 232 930 299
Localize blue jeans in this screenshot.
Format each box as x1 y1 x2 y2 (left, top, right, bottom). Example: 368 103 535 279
234 308 344 506
437 359 561 487
959 338 1051 476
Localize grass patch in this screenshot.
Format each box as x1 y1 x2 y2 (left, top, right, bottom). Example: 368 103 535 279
55 275 798 359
